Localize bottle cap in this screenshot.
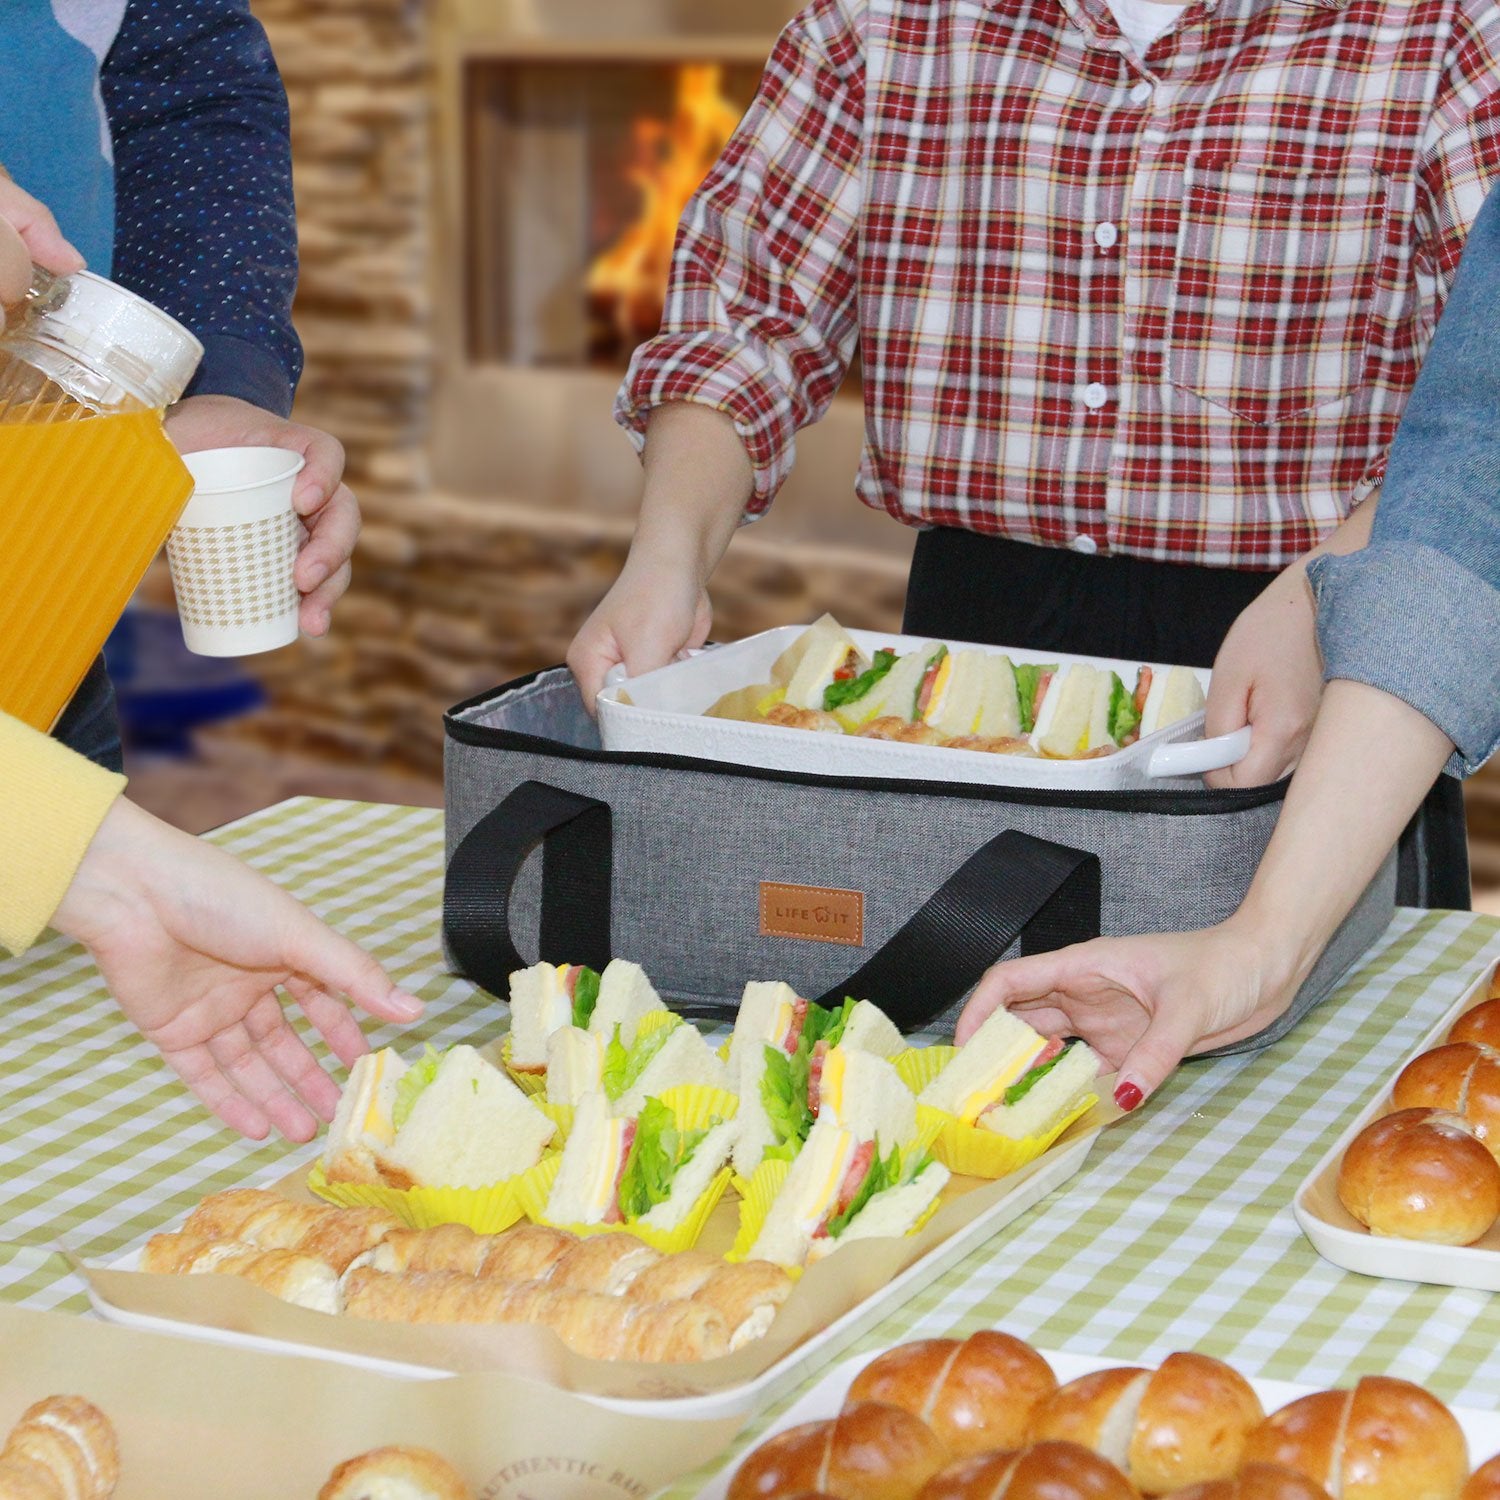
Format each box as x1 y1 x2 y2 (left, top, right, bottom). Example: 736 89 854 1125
5 269 203 411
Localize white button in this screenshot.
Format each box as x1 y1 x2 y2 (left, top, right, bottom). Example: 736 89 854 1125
1070 534 1100 555
1130 80 1153 105
1081 382 1109 409
1094 222 1119 250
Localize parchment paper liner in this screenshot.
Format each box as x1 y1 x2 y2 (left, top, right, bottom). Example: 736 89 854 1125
895 1045 1101 1178
77 1097 1115 1404
0 1302 743 1500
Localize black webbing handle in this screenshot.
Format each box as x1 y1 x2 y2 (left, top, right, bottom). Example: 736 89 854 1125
443 781 1100 1028
443 781 613 998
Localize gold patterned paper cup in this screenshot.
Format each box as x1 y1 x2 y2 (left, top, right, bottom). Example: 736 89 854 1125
167 446 304 656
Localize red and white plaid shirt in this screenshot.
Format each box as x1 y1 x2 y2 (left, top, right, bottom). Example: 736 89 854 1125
618 0 1500 568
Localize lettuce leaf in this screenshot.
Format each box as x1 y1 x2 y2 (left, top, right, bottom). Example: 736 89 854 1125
826 1147 934 1239
802 996 856 1051
1002 1041 1075 1107
391 1044 442 1132
760 1043 812 1150
822 649 898 712
1013 662 1055 734
570 966 602 1029
1107 675 1140 746
616 1098 714 1220
602 1021 679 1100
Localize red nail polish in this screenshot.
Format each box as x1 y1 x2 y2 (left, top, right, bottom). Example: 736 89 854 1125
1114 1081 1144 1113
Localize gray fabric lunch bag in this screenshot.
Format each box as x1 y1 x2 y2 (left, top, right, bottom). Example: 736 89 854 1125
443 667 1396 1045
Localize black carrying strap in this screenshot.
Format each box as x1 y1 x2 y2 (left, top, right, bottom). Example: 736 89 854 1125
444 782 613 998
443 781 1100 1028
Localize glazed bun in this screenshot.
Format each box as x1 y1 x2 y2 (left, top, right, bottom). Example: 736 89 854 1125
1168 1463 1331 1499
1336 1108 1500 1244
1449 998 1500 1050
318 1444 473 1499
1463 1454 1500 1499
1028 1355 1260 1493
1243 1375 1467 1500
1393 1044 1500 1154
917 1441 1138 1499
727 1402 946 1500
847 1331 1058 1456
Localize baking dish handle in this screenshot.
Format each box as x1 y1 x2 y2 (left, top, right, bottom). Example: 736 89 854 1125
1144 725 1252 779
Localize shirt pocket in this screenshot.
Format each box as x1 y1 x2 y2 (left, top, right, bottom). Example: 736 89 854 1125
1164 161 1389 425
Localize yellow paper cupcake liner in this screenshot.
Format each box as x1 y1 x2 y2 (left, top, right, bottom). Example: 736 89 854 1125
534 1098 574 1141
500 1037 548 1097
894 1043 1097 1178
652 1083 740 1129
729 1156 792 1263
307 1161 534 1234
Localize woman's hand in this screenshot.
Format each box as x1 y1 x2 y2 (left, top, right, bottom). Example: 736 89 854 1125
954 923 1295 1110
53 799 423 1142
0 175 85 315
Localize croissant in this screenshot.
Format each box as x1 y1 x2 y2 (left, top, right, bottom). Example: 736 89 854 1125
142 1233 340 1314
1 1396 118 1500
183 1190 398 1272
542 1233 660 1294
319 1445 473 1500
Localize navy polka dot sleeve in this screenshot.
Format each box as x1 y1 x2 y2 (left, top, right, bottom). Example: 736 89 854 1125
101 0 302 417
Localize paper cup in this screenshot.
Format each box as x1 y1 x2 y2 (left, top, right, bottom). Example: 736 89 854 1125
167 447 305 656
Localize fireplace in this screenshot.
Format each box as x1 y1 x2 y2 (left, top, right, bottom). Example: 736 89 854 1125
432 0 902 558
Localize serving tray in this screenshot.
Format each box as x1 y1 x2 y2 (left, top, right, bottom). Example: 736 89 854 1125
692 1343 1500 1499
1294 954 1500 1289
597 626 1251 790
84 1114 1107 1423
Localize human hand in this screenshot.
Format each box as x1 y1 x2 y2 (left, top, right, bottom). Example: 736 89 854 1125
954 923 1294 1110
566 556 712 712
1203 564 1324 788
52 799 423 1142
0 174 85 318
164 395 359 636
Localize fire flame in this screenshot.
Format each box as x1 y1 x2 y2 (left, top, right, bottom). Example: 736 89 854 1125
588 64 742 352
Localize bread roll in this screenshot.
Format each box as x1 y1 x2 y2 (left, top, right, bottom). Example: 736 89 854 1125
542 1233 660 1294
727 1402 946 1500
1394 1044 1500 1155
0 1397 117 1500
1449 998 1500 1050
1168 1464 1332 1499
1028 1367 1150 1470
366 1223 492 1277
141 1233 341 1314
1243 1375 1467 1500
1463 1454 1500 1499
0 1456 65 1500
625 1249 721 1303
688 1261 793 1351
180 1190 398 1272
318 1444 473 1500
1336 1108 1500 1244
847 1332 1058 1457
1128 1352 1263 1494
479 1224 578 1282
917 1441 1139 1498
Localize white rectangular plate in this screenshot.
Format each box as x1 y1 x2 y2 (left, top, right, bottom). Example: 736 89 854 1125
88 1128 1098 1423
598 626 1225 790
1293 954 1500 1289
692 1345 1500 1499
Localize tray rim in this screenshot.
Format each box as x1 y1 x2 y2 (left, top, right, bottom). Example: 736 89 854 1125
1292 952 1500 1289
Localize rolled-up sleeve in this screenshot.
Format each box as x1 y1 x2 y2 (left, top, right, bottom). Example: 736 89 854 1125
1311 186 1500 778
615 0 866 513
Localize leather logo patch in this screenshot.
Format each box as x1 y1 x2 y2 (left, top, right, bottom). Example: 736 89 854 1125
759 882 865 947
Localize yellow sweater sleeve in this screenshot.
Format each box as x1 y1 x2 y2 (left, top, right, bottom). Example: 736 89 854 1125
0 712 127 955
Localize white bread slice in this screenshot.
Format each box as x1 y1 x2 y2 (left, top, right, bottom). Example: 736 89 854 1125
546 1025 604 1105
839 1000 905 1059
773 615 865 710
1139 664 1207 737
977 654 1022 738
817 1047 917 1148
1032 663 1100 758
980 1040 1099 1140
805 1159 950 1261
612 1023 728 1117
924 651 984 736
728 981 800 1082
746 1117 861 1267
544 1090 629 1225
380 1045 555 1189
917 1007 1049 1124
636 1118 738 1231
588 958 665 1047
862 642 945 724
323 1048 407 1184
506 962 572 1069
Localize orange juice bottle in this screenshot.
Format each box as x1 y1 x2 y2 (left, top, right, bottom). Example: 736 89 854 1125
0 269 202 730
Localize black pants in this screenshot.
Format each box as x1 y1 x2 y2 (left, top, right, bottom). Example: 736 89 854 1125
904 529 1471 910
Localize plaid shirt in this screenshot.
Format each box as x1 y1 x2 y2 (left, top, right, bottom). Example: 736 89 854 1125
618 0 1500 568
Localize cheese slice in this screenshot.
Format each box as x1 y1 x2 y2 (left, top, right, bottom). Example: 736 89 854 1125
947 1034 1046 1123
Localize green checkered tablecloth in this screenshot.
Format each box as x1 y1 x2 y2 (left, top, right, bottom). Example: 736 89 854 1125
3 796 1500 1471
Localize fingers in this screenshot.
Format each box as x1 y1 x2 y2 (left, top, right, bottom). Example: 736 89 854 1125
294 480 359 588
289 426 346 516
954 950 1082 1043
285 974 376 1074
163 1041 273 1141
1203 671 1252 790
1111 1003 1204 1113
0 177 85 275
0 220 31 309
566 625 625 716
280 903 423 1031
298 560 352 636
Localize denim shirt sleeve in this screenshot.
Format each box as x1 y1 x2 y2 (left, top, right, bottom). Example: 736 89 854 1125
100 0 302 417
1310 186 1500 779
